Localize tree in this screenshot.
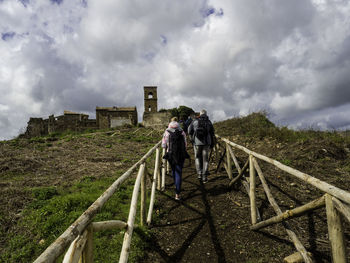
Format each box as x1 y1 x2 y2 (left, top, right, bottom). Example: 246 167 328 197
178 106 195 121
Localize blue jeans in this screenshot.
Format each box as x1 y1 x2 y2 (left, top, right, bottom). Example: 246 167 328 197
194 145 210 175
171 161 184 195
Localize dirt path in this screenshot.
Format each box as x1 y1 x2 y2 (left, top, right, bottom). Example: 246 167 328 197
141 151 299 263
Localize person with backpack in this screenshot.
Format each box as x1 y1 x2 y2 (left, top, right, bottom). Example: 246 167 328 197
162 117 189 200
184 114 195 135
188 109 215 183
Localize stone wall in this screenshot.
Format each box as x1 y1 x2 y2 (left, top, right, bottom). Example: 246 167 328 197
96 107 137 129
25 118 49 137
142 112 171 130
25 113 98 138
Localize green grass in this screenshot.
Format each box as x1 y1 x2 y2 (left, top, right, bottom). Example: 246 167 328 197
1 174 152 263
215 112 350 146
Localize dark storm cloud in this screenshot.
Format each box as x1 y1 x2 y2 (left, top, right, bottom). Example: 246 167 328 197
2 0 350 140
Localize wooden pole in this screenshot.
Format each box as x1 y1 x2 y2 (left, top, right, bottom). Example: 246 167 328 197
82 225 93 263
147 148 160 225
227 144 241 174
140 162 147 226
333 197 350 224
325 194 346 263
34 141 161 263
241 179 262 222
161 148 166 191
63 230 88 263
219 136 350 205
226 143 232 179
252 157 313 263
119 163 145 263
215 147 226 173
166 160 170 174
91 220 127 231
228 159 249 187
157 160 162 191
284 252 313 263
251 196 325 231
249 155 257 225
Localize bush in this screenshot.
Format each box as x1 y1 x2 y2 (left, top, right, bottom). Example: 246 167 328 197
32 187 58 200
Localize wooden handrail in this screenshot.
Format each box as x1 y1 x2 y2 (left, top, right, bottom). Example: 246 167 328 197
217 135 350 205
34 141 161 263
217 135 350 263
119 163 145 263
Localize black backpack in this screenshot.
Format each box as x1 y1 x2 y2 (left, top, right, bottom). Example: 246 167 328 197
164 129 189 165
195 118 209 142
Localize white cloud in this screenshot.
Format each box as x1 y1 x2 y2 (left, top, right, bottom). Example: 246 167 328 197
1 0 350 140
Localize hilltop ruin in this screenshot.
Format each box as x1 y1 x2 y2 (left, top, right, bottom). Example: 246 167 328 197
24 86 171 137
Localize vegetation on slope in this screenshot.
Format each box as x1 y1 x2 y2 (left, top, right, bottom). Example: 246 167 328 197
0 127 161 263
214 112 350 190
214 112 350 262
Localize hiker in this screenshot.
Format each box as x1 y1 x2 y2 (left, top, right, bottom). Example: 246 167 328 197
184 114 195 135
188 109 215 183
162 117 189 200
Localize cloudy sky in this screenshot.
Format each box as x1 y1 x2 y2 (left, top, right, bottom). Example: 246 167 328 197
1 0 350 140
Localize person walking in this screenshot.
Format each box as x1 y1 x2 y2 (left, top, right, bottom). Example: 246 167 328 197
188 109 215 183
162 117 189 200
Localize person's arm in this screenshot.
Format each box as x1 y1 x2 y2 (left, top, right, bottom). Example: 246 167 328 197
188 122 193 136
181 130 187 147
209 121 215 148
162 130 169 149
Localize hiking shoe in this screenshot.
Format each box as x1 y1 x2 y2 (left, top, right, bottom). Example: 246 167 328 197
197 174 202 179
175 195 181 201
202 176 208 183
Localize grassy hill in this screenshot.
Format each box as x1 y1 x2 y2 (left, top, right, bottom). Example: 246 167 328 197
1 113 350 262
0 127 162 263
214 112 350 192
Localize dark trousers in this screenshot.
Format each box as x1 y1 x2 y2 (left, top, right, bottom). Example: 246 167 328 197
171 161 184 195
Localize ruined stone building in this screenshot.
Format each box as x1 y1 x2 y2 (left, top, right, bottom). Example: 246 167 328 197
96 106 137 129
25 107 137 137
142 86 171 129
25 110 97 137
24 86 169 137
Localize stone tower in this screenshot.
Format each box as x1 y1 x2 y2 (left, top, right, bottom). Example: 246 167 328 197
144 86 158 113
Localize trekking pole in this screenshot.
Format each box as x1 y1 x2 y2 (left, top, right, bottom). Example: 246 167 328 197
208 148 213 163
215 148 226 173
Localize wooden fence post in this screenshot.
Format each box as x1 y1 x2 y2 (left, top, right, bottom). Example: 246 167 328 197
147 148 160 225
226 143 232 179
119 163 145 263
82 224 93 263
325 194 346 263
249 155 257 225
166 160 170 175
161 148 166 191
140 163 147 226
251 157 312 262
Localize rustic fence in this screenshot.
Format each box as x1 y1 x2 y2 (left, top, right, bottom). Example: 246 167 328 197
33 140 169 263
33 133 350 263
216 135 350 263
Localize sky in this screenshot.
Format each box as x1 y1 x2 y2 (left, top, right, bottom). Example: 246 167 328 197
1 0 350 140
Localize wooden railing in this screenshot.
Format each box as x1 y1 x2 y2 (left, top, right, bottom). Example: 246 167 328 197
216 135 350 263
34 140 169 263
33 133 350 262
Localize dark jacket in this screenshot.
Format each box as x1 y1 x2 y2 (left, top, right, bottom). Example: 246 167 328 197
188 114 215 146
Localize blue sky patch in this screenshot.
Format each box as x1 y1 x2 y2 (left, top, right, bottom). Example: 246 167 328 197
160 35 167 45
201 7 215 18
216 8 224 17
143 52 156 62
63 25 74 34
18 0 29 8
1 32 16 41
81 0 87 8
50 0 63 5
